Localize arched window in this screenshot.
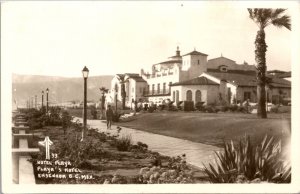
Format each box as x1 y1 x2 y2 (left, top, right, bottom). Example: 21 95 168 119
195 90 201 103
186 90 192 101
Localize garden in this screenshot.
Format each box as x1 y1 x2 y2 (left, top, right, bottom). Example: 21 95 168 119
21 107 206 184
20 105 291 184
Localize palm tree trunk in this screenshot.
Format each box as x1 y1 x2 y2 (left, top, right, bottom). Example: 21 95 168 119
121 83 126 109
255 29 267 118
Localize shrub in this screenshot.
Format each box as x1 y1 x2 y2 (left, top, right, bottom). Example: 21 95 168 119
219 106 229 112
203 135 291 183
237 106 247 113
143 104 149 111
138 154 194 184
204 105 219 113
183 101 194 111
229 105 238 112
131 141 148 153
115 134 132 151
137 141 148 150
54 135 108 166
165 101 178 111
195 102 205 111
61 111 73 135
270 105 279 113
148 106 155 113
112 113 121 122
90 106 98 119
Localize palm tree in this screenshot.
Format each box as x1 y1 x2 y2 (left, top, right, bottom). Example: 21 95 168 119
99 87 108 119
247 8 291 118
116 77 127 109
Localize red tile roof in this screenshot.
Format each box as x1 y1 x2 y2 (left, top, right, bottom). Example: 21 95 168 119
182 50 208 56
171 76 219 86
207 72 257 86
116 73 146 82
207 72 291 88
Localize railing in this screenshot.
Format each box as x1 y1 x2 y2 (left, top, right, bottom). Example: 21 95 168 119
12 113 39 184
149 72 174 78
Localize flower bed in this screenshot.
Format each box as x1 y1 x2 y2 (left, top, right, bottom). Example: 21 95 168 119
23 108 206 184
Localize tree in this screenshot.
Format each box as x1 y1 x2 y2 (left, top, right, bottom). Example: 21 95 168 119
116 77 127 109
99 87 108 109
247 8 291 118
121 81 126 109
99 87 108 119
61 111 72 136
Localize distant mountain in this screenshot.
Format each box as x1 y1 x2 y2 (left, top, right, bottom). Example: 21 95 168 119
12 74 113 108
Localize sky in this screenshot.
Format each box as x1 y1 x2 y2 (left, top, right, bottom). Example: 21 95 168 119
1 1 296 77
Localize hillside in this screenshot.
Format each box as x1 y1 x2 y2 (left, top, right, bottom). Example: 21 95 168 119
12 74 113 107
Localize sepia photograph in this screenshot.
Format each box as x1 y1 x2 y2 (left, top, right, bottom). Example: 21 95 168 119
1 1 300 193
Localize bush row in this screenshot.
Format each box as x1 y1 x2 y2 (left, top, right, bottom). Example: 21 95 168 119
141 101 251 113
20 107 73 130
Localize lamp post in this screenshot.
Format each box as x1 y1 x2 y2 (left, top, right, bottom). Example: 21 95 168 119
42 91 44 109
82 66 89 141
35 95 37 109
265 85 269 112
114 84 118 112
31 97 34 109
46 88 49 112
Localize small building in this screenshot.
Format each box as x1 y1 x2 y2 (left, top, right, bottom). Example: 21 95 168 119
109 73 147 107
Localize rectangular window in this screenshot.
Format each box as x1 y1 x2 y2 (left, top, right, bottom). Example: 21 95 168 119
198 60 200 65
163 83 166 94
169 82 172 93
152 84 155 94
157 84 160 94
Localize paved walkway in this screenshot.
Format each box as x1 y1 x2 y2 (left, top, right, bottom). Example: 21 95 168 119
75 118 222 168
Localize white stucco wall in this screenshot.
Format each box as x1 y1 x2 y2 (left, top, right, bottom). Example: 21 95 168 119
110 76 122 101
170 85 219 105
146 70 179 94
181 54 207 81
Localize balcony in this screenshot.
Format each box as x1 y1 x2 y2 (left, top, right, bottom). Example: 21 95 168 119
143 90 171 97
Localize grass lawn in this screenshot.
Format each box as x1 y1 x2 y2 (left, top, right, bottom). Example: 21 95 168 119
67 108 134 120
117 111 291 149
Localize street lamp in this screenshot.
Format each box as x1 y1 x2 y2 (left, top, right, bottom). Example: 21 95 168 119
114 84 118 112
35 95 37 109
31 96 34 109
42 91 44 109
46 88 49 112
82 66 89 141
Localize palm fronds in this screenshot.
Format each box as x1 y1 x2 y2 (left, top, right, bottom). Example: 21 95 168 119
248 8 291 30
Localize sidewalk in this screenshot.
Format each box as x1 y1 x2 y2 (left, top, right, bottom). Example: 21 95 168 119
75 118 222 168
